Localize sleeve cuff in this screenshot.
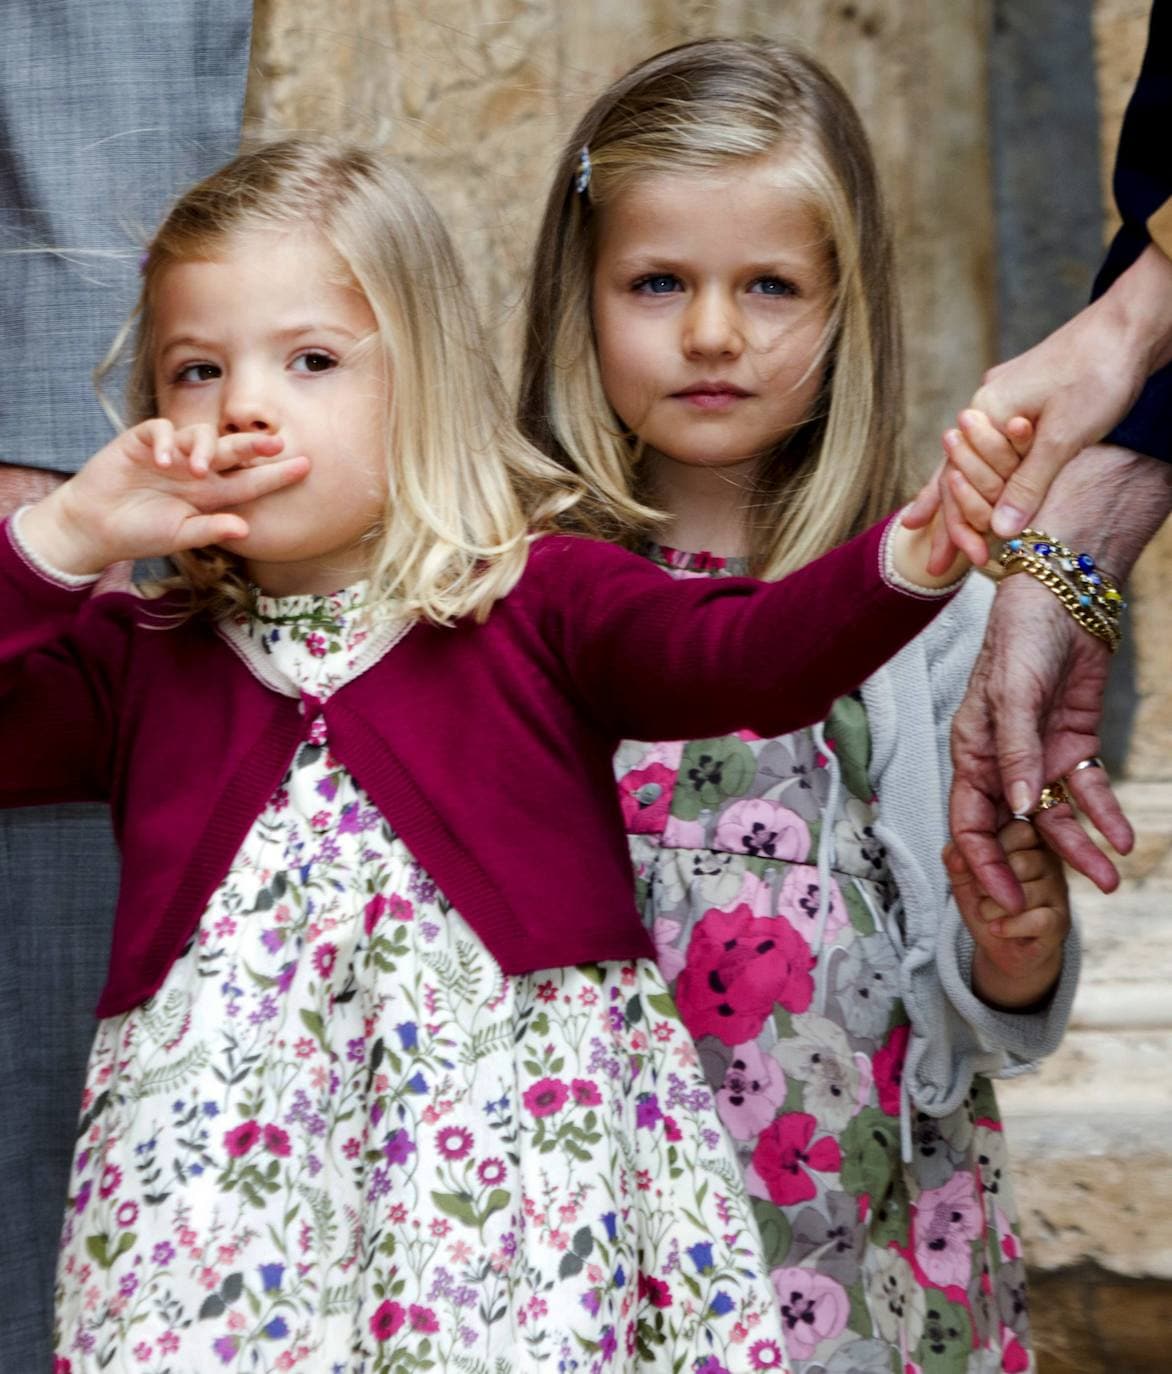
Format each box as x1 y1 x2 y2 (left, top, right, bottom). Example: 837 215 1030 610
880 511 968 599
8 507 101 589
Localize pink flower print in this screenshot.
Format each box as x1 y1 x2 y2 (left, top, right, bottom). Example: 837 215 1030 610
435 1125 473 1160
312 942 337 978
570 1078 602 1107
746 1112 842 1206
305 632 328 658
224 1121 260 1157
716 1041 787 1140
263 1124 291 1157
776 865 848 944
364 893 389 935
478 1158 506 1185
675 904 814 1045
913 1170 983 1289
872 1023 910 1116
746 1339 786 1370
370 1299 405 1340
522 1077 569 1117
637 1272 672 1308
98 1164 122 1199
652 917 687 983
409 1305 440 1333
714 798 809 861
618 761 676 835
772 1267 850 1361
1001 1327 1030 1372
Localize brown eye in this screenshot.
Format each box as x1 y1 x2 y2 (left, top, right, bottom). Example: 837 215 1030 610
292 351 337 373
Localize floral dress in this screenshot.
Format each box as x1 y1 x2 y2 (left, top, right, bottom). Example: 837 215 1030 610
616 548 1033 1374
54 582 794 1374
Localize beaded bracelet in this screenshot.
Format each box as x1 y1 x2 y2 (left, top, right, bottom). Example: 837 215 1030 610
998 529 1125 653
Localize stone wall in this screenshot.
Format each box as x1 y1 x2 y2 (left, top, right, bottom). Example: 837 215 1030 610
243 0 995 471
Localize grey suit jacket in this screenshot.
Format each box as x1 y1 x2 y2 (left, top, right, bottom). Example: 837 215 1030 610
0 4 252 1367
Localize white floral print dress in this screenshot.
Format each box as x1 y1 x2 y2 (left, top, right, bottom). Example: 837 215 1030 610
54 583 794 1374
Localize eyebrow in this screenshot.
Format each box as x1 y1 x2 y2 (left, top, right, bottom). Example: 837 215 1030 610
157 323 364 357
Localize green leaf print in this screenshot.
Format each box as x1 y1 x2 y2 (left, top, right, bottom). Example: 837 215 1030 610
430 1190 479 1229
84 1230 135 1271
840 1108 901 1200
572 1226 594 1257
558 1250 584 1279
672 737 757 820
844 881 877 936
482 1188 511 1225
198 1292 226 1320
221 1271 244 1303
915 1294 974 1373
625 995 643 1025
750 1196 793 1268
646 992 678 1019
825 695 873 801
299 1008 330 1055
845 1283 876 1340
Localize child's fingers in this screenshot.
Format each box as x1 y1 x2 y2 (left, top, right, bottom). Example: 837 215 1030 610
996 817 1043 855
210 453 310 508
210 431 286 471
126 418 176 468
976 902 1066 943
956 408 1022 480
172 513 251 550
941 472 991 565
1005 415 1034 459
902 467 943 530
947 467 994 535
174 424 218 477
1003 847 1052 884
944 429 1004 506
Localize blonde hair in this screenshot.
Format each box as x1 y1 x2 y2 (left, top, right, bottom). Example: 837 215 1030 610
104 138 586 623
518 37 908 579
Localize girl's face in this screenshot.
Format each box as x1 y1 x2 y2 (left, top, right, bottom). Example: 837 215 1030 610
591 157 833 482
153 228 388 595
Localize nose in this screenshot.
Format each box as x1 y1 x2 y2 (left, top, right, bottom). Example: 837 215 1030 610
219 370 277 436
683 286 744 360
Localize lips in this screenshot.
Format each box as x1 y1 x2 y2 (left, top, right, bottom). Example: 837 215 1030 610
673 382 751 398
672 382 752 411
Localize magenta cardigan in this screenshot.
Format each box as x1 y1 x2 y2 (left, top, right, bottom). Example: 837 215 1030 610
0 515 954 1017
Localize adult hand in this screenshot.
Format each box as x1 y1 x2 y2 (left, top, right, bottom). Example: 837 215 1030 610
949 570 1133 911
976 244 1172 538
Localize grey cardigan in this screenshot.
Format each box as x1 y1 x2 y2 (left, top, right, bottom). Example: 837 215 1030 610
859 573 1079 1123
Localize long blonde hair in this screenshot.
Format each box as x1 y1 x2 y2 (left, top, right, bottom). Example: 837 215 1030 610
518 37 908 578
103 138 586 623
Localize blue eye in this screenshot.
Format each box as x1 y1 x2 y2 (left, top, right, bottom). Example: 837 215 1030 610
291 351 337 373
750 277 797 297
174 362 220 383
634 274 681 295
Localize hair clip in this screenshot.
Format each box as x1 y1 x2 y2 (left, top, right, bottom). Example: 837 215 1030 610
575 145 592 197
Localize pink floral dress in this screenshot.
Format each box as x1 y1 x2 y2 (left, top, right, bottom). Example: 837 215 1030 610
53 583 794 1374
616 548 1033 1374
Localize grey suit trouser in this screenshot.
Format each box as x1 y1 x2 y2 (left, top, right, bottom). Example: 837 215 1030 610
0 5 252 1367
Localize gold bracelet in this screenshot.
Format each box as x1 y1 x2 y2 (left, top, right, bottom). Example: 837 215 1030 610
999 550 1120 652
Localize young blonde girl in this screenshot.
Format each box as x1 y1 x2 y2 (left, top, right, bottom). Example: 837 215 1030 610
520 38 1074 1374
6 137 1017 1373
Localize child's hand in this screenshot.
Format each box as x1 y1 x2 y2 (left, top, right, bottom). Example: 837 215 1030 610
20 421 310 576
944 819 1070 1010
901 410 1033 576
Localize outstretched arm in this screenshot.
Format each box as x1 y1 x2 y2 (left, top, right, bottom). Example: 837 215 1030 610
950 442 1172 910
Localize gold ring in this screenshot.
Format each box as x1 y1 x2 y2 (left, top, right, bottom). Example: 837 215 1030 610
1035 779 1072 812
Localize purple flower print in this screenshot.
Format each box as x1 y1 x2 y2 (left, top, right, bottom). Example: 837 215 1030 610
772 1267 850 1361
384 1129 415 1166
635 1093 663 1129
212 1335 240 1364
258 1262 284 1293
914 1170 982 1288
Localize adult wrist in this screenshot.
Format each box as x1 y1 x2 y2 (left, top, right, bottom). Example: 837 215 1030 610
1113 244 1172 376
